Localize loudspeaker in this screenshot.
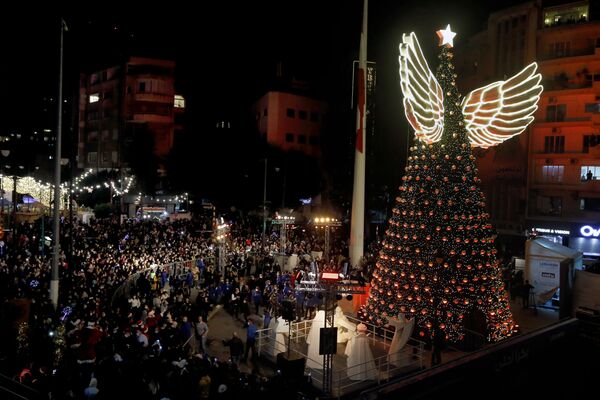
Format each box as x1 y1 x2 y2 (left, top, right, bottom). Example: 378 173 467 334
281 300 295 321
277 352 306 378
319 327 337 355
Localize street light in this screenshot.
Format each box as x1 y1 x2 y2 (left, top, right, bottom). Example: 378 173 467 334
215 222 230 275
273 213 295 254
314 216 342 262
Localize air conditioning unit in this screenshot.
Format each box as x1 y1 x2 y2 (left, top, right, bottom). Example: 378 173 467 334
552 127 561 133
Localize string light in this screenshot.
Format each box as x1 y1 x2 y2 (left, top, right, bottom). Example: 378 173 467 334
399 32 542 149
462 62 543 148
399 32 444 144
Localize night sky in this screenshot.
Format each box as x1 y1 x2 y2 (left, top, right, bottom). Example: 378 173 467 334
0 1 523 200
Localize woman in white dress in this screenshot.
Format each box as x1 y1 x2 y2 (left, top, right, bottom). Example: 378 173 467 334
346 323 377 380
306 309 325 369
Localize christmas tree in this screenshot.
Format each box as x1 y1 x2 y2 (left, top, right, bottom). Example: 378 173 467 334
362 25 542 343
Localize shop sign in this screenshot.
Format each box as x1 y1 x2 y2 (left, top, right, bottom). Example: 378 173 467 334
580 225 600 238
533 227 570 235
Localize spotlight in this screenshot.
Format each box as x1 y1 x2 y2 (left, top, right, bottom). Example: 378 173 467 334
346 295 353 301
336 294 343 300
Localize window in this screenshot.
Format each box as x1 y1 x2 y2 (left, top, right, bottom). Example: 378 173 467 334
101 130 110 140
286 108 295 118
544 136 565 153
87 152 97 164
263 108 268 117
89 93 100 103
549 41 571 58
310 112 319 122
139 81 146 93
581 166 600 180
585 103 600 113
102 152 110 163
298 134 307 144
112 129 119 140
285 133 294 143
104 90 113 100
541 165 564 182
537 196 562 216
174 94 185 108
88 131 98 142
546 104 566 122
112 151 118 163
583 135 600 152
299 110 307 120
309 136 319 145
581 198 600 212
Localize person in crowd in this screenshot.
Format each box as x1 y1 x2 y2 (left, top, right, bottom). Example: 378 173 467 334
242 318 257 363
522 280 535 309
222 332 244 364
195 315 209 354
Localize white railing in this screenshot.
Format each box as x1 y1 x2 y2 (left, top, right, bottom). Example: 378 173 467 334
255 314 426 397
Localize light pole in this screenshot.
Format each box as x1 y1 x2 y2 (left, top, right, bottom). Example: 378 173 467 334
0 149 9 228
314 217 341 263
262 158 267 249
51 18 67 310
215 223 229 276
273 213 295 254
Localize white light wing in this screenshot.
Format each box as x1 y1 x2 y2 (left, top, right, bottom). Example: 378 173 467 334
399 32 444 144
462 63 543 148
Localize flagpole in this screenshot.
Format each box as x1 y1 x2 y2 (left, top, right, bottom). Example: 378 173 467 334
51 18 66 310
349 0 368 268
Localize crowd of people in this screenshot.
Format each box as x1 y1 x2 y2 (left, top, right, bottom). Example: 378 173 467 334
0 214 375 399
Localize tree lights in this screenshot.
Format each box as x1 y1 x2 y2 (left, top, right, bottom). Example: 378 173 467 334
363 27 516 344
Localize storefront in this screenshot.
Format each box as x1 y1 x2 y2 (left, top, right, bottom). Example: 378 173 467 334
528 222 600 259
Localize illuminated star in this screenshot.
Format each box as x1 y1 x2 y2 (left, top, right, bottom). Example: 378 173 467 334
436 24 456 48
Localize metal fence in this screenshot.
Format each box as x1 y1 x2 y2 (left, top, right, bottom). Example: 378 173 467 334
256 314 425 397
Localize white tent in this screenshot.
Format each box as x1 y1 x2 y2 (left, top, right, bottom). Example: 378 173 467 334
525 238 582 317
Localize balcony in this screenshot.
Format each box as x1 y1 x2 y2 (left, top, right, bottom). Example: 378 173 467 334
539 46 596 61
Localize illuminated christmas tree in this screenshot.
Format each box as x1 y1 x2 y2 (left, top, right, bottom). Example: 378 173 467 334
364 26 542 343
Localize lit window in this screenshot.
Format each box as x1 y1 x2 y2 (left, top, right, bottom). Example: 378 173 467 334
89 93 100 103
174 94 185 108
541 165 564 182
581 166 600 180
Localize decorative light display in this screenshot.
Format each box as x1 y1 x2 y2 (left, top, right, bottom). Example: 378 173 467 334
363 27 516 344
436 24 457 48
0 169 135 209
399 32 444 144
462 62 543 148
400 30 542 149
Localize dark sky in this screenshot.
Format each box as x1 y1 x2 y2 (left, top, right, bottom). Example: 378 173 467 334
0 1 524 189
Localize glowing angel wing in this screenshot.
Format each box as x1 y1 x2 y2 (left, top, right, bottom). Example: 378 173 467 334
399 32 444 144
462 63 543 148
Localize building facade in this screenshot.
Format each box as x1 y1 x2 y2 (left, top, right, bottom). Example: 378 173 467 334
78 57 183 170
455 0 600 257
253 91 327 159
